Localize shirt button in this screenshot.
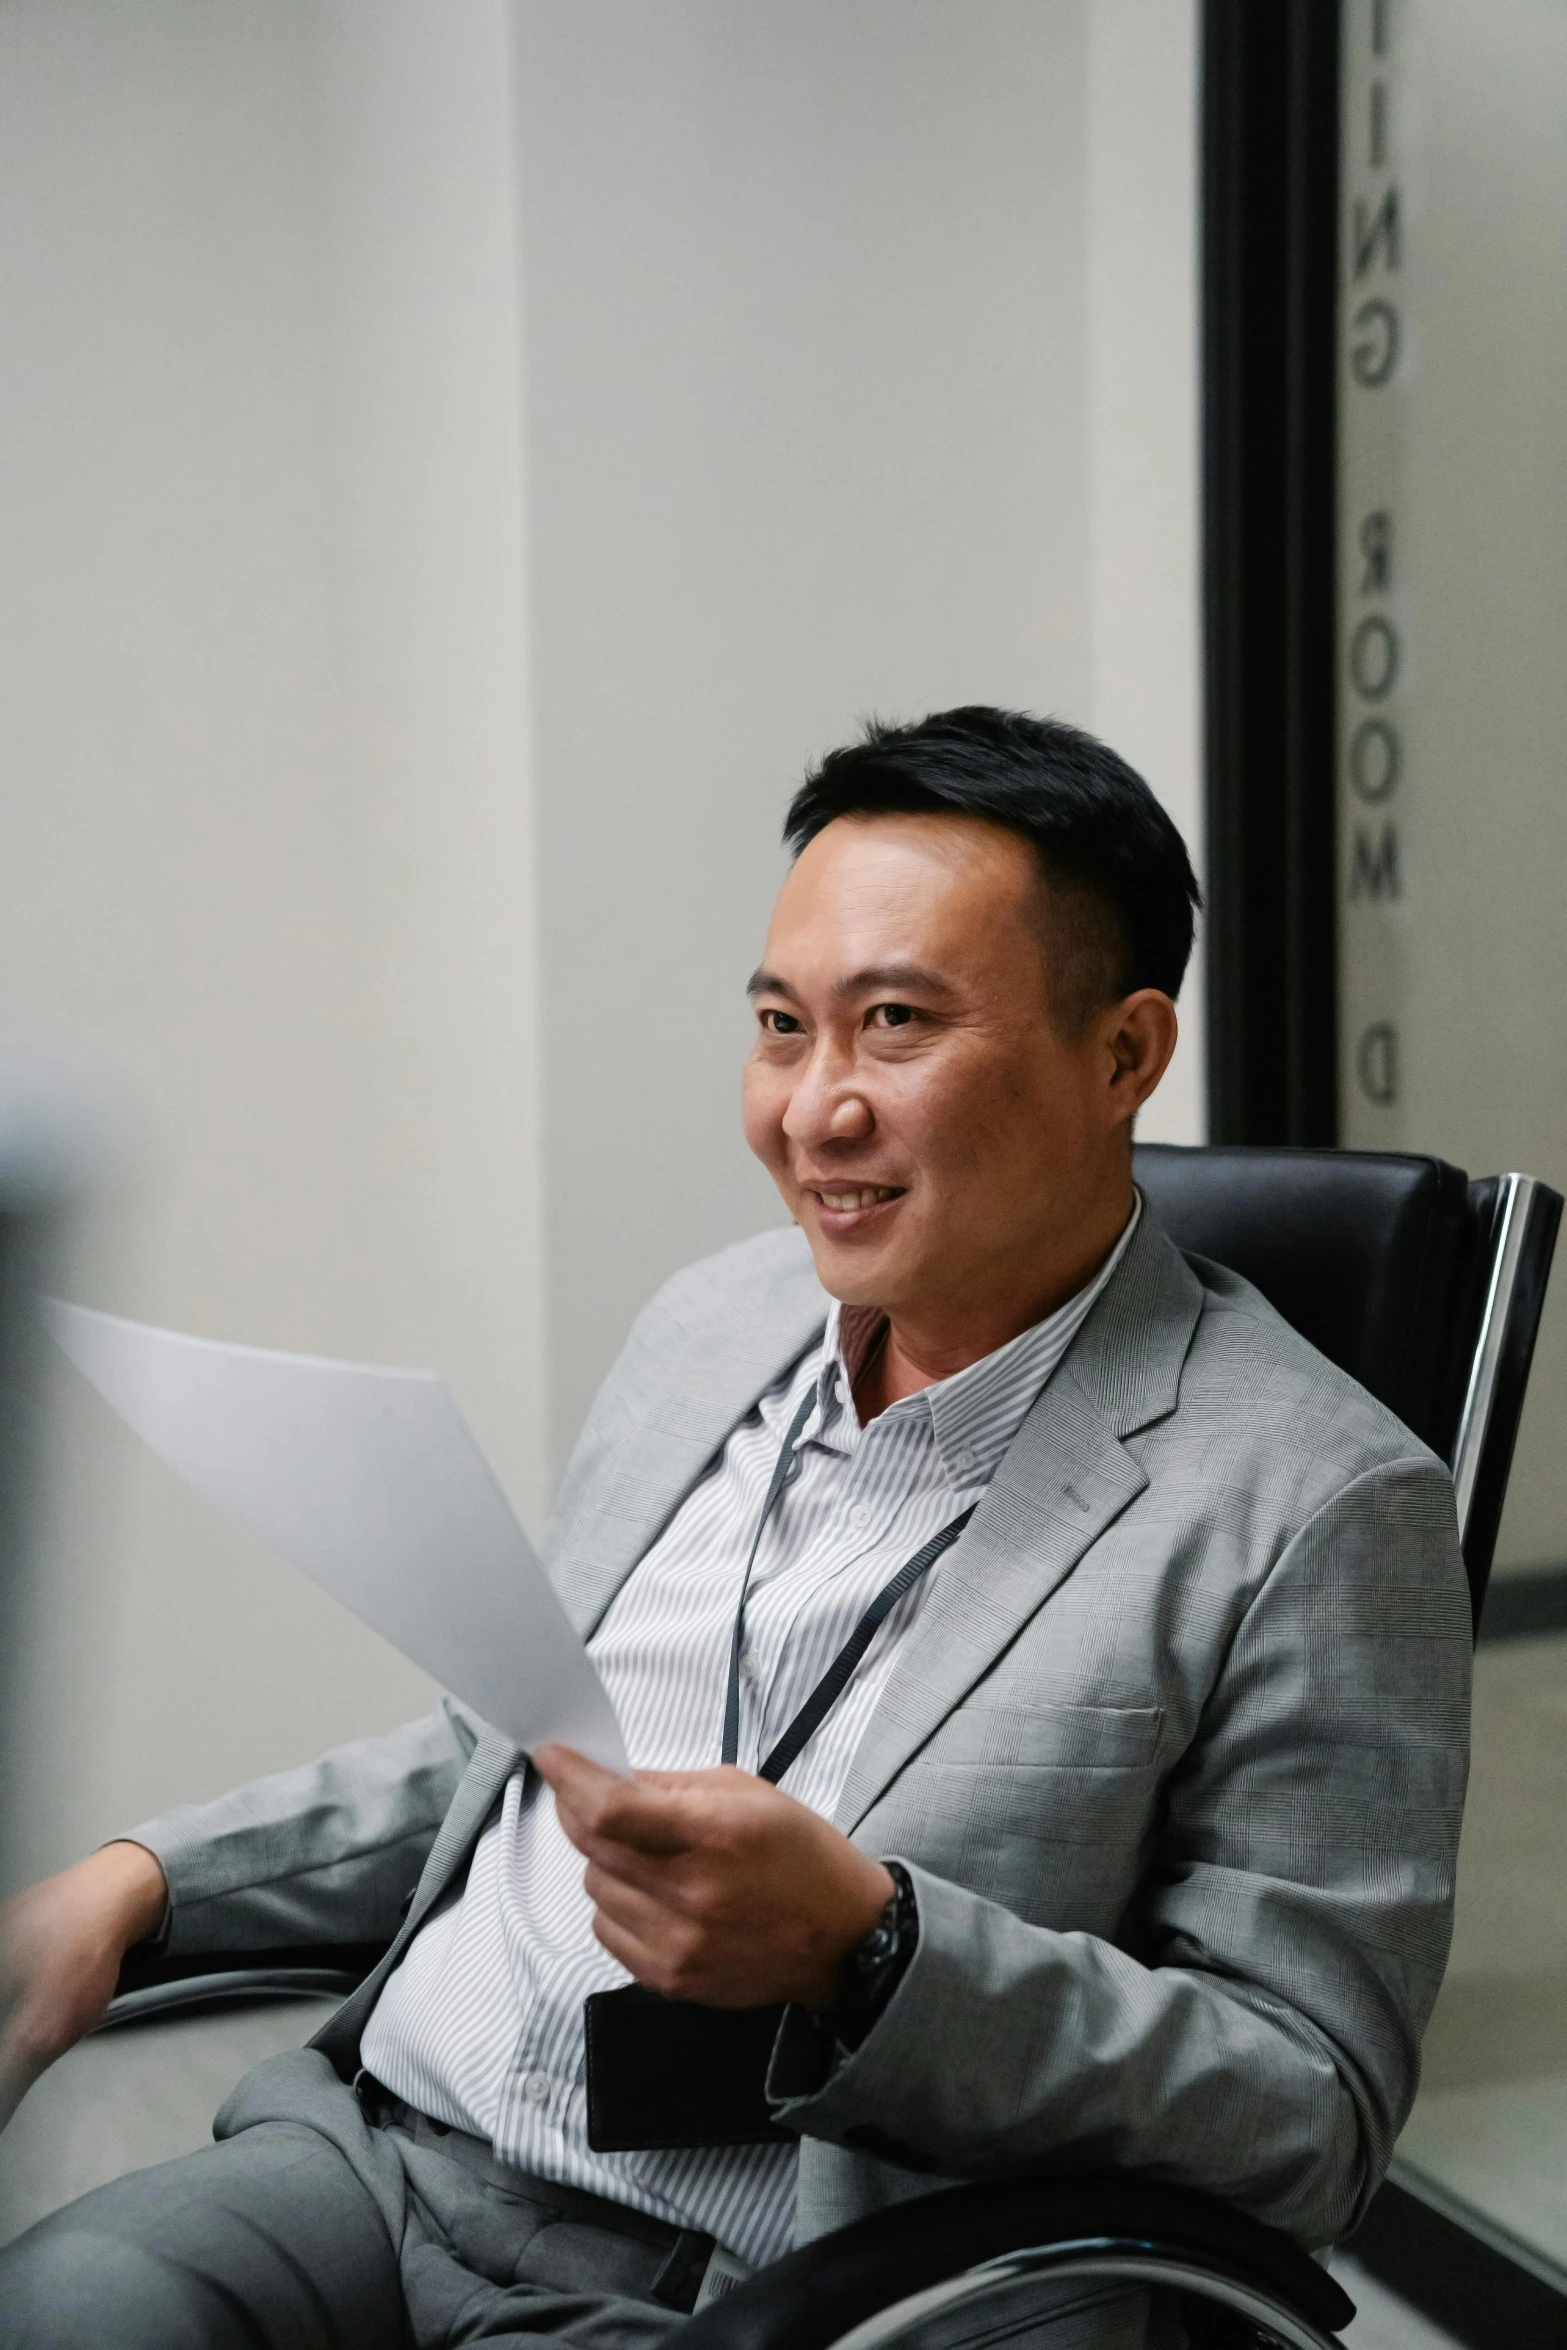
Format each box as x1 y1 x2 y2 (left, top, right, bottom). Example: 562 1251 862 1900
953 1447 979 1475
523 2071 551 2108
848 1502 872 1529
738 1651 760 1685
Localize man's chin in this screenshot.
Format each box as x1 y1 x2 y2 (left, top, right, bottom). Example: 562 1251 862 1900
796 1210 912 1309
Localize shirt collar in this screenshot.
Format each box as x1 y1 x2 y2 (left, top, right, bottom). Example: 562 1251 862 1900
814 1194 1142 1485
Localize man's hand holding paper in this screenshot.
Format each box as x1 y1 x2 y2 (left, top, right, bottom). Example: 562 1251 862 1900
535 1743 894 2011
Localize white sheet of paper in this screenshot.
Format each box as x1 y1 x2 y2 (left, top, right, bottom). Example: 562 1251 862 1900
45 1301 627 1772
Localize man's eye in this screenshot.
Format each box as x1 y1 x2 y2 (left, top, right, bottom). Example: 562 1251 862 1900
761 1009 803 1035
871 1003 917 1029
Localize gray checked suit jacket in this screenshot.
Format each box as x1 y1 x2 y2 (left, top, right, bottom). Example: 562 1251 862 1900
132 1208 1472 2258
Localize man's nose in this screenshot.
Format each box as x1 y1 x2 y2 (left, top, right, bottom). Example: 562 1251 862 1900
781 1041 874 1149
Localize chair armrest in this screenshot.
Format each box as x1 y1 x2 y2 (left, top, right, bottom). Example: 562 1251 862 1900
679 2175 1355 2350
96 1941 390 2032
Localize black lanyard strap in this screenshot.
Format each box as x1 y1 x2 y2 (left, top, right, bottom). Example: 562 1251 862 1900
753 1505 975 1786
720 1389 816 1771
719 1384 975 1784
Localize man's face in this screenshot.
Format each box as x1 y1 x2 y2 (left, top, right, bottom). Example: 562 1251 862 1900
742 812 1147 1322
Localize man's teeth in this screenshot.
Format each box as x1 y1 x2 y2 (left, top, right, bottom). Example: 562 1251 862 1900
820 1188 899 1210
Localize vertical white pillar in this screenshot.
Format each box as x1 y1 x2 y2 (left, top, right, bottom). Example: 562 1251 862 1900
306 0 549 1529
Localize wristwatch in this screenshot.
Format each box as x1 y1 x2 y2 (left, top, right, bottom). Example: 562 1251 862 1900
831 1862 919 2051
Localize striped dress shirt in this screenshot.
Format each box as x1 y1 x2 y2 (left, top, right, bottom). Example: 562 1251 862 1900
360 1204 1138 2268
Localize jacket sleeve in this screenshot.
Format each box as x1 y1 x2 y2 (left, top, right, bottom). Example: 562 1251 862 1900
122 1698 482 1956
767 1454 1472 2249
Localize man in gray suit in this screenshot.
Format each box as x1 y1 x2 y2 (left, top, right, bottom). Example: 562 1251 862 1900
0 708 1471 2348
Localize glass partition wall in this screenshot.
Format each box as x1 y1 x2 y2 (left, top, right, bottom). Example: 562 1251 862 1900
1204 0 1567 2329
1337 0 1567 2297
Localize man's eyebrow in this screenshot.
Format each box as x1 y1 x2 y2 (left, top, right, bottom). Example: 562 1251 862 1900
837 963 956 1000
746 962 957 1001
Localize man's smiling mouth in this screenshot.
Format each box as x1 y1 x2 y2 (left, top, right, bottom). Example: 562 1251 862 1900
814 1185 905 1210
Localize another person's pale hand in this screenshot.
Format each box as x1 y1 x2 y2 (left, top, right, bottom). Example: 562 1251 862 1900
533 1745 894 2011
0 1841 168 2130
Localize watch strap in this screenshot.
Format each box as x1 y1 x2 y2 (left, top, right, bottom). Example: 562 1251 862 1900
831 1862 918 2051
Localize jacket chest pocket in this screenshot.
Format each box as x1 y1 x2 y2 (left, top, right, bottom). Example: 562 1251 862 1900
863 1702 1166 1924
922 1698 1164 1772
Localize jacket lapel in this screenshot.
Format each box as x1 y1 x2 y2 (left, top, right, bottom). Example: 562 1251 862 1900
835 1211 1204 1834
402 1725 520 1934
552 1234 829 1639
312 1723 523 2073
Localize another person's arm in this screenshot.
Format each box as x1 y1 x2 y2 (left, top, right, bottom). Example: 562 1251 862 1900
0 1840 167 2127
0 1698 478 2129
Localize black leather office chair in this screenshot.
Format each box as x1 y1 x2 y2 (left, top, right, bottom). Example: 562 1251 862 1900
1135 1145 1560 1623
102 1145 1563 2348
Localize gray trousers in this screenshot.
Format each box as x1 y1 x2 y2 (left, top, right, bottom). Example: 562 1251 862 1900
0 2050 700 2349
0 2050 1162 2350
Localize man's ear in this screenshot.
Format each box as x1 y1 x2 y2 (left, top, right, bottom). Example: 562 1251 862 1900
1102 990 1179 1126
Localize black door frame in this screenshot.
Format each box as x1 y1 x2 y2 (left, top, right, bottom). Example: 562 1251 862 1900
1201 0 1341 1145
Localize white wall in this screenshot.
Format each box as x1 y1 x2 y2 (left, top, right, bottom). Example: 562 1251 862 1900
0 0 1202 1872
302 3 548 1529
515 0 1205 1463
0 0 544 1876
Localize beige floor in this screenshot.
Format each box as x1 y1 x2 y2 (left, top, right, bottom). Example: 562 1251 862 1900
1396 1632 1567 2274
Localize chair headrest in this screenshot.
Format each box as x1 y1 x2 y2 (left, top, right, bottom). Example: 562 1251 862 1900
1134 1143 1475 1456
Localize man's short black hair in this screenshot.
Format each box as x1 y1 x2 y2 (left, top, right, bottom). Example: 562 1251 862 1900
783 706 1201 1031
